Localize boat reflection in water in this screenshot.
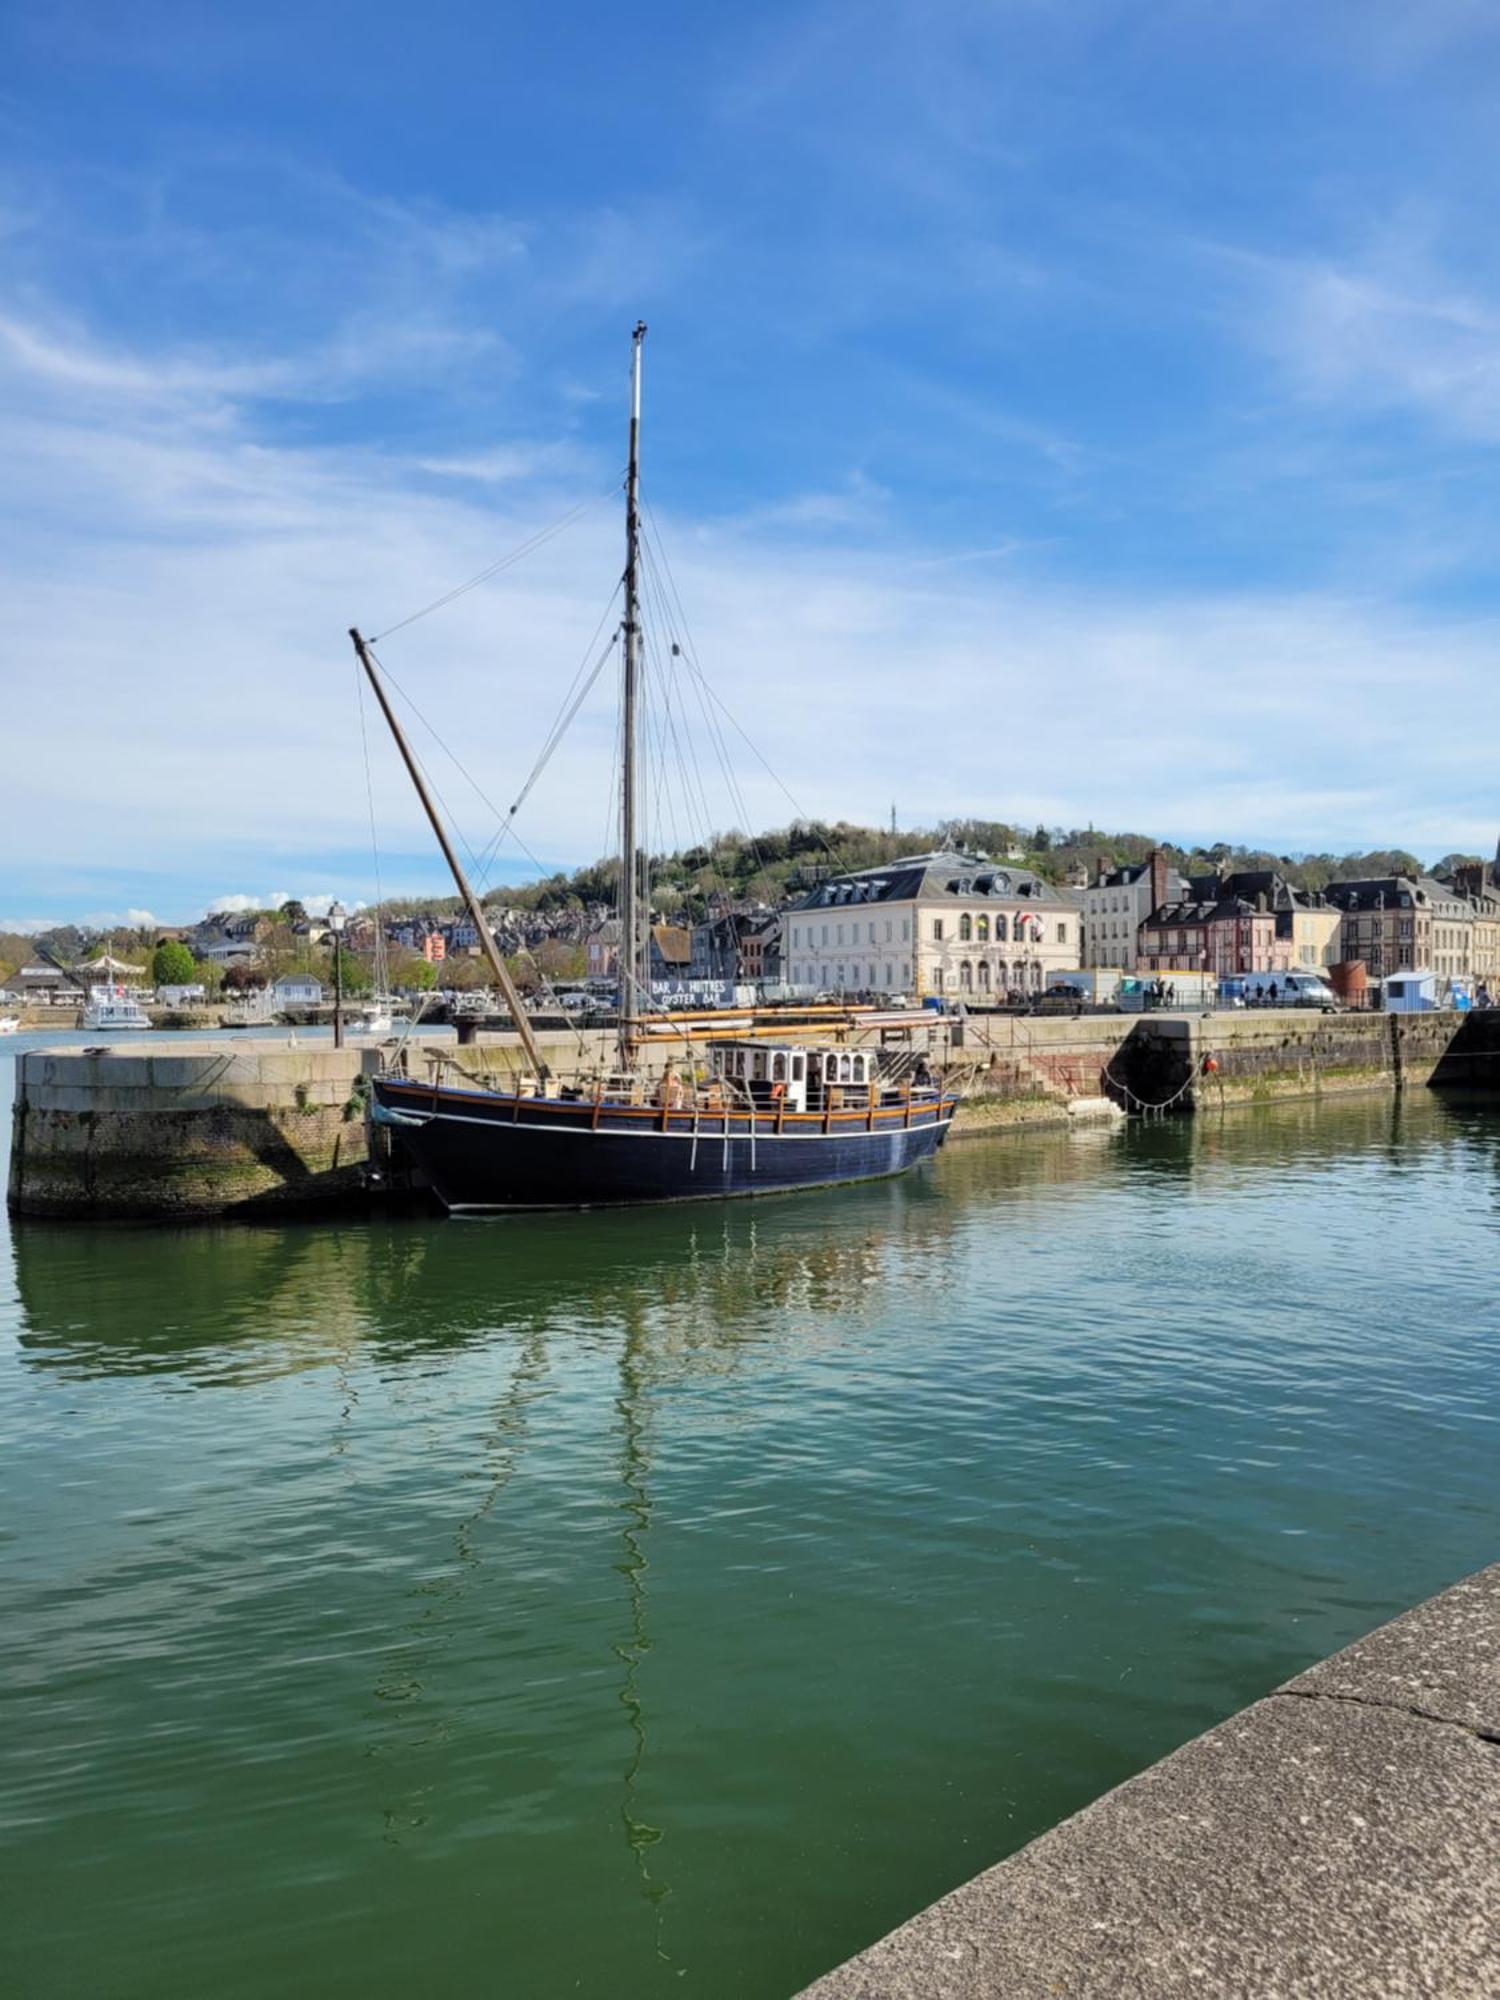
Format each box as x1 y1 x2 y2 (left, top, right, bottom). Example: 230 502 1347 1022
12 1094 1477 1385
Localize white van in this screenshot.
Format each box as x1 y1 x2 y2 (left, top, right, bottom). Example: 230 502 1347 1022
1240 971 1338 1010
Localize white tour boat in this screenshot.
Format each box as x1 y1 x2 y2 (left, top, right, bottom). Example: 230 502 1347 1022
80 986 153 1032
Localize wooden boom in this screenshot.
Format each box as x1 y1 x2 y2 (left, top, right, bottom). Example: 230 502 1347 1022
349 627 548 1079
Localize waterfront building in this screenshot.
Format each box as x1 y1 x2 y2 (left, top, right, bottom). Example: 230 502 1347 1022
1325 878 1473 986
12 963 78 1005
785 851 1080 999
737 913 782 985
1187 870 1342 973
192 913 267 965
1082 851 1187 969
1138 894 1292 978
271 974 324 1006
649 924 692 980
690 913 747 983
585 919 620 981
1451 861 1500 988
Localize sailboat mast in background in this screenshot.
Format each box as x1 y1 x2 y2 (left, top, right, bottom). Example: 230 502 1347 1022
619 320 647 1066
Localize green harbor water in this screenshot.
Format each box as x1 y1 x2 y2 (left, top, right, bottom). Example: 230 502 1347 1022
3 1036 1499 1997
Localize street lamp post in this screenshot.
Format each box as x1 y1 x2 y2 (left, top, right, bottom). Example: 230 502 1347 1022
329 901 347 1050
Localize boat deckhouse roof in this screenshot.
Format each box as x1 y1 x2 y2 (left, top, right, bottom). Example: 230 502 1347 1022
789 850 1077 911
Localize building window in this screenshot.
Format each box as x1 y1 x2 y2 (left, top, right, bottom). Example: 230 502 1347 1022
933 917 945 942
959 959 973 989
933 967 945 990
1056 923 1067 944
884 963 893 989
959 914 973 942
977 960 990 991
995 914 1008 942
976 914 990 943
902 919 909 940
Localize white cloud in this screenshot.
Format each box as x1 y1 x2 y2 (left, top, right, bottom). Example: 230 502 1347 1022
4 208 1500 908
0 918 66 936
1217 231 1500 442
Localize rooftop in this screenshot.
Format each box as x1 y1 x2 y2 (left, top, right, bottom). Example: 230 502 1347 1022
791 851 1078 911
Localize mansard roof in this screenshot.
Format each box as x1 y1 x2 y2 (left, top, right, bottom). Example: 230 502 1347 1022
790 851 1079 912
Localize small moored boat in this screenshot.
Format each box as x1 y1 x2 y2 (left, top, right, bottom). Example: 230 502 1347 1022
80 986 152 1032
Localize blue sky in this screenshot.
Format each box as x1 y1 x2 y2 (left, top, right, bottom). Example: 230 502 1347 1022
4 0 1500 926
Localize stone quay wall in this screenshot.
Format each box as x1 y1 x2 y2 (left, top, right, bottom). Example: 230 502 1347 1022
4 1030 683 1221
1116 1008 1500 1116
800 1563 1500 2000
7 1041 375 1219
11 1010 1500 1219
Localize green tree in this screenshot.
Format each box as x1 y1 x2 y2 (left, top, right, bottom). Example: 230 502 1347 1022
151 940 198 987
330 945 371 997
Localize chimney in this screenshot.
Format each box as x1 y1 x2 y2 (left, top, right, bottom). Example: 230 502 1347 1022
1095 853 1108 887
1149 847 1170 914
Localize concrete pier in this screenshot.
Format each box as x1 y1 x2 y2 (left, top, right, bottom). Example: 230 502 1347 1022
4 1029 683 1219
800 1564 1500 1999
7 1040 374 1218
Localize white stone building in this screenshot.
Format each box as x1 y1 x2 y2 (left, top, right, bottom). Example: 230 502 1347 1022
1081 853 1188 970
784 852 1082 1000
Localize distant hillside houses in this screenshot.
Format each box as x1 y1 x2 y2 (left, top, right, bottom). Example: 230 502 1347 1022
136 831 1500 1008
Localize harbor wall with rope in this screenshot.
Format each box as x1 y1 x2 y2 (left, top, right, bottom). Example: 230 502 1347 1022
945 1007 1500 1127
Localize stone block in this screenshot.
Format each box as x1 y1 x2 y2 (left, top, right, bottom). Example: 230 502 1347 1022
801 1565 1500 2000
1283 1564 1500 1737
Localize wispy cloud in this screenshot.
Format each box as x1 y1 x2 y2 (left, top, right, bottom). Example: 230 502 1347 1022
1227 242 1500 441
7 4 1500 921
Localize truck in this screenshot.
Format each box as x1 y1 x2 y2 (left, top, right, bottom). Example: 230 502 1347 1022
1045 969 1126 1008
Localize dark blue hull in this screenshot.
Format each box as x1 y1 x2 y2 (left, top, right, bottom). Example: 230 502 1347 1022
372 1076 960 1211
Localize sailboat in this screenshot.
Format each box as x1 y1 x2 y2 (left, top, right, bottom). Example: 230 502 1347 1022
361 325 960 1211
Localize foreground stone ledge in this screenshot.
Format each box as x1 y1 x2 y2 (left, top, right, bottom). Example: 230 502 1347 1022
799 1565 1500 1999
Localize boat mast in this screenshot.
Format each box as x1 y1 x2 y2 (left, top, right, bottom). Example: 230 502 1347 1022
619 320 647 1068
348 627 549 1080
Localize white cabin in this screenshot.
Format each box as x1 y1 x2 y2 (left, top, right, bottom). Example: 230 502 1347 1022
708 1041 885 1114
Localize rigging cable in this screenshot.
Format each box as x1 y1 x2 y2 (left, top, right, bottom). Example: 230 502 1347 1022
372 477 623 643
640 532 767 891
636 548 737 913
642 498 845 877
